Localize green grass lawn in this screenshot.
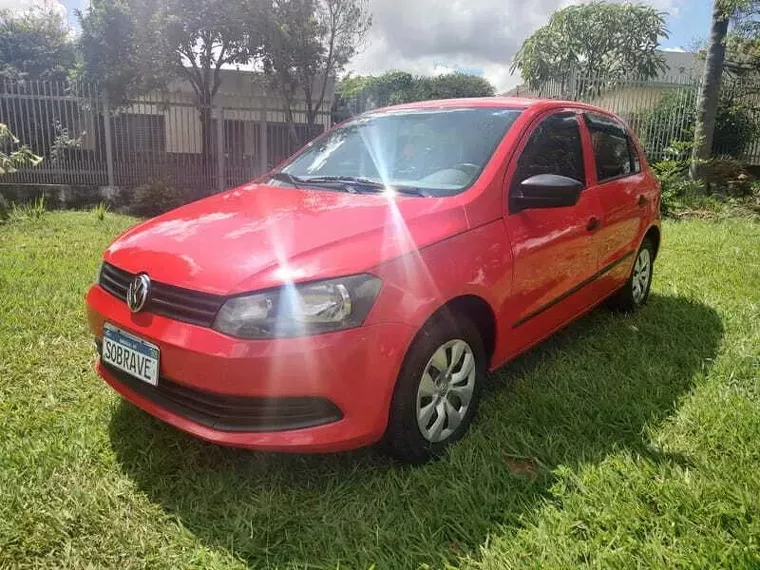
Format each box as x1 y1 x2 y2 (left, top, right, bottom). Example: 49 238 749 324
1 211 759 569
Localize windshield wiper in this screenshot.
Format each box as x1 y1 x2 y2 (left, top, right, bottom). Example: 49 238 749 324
302 176 430 197
303 176 384 189
268 171 305 189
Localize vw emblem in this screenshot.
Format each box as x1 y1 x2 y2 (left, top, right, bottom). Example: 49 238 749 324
126 273 151 313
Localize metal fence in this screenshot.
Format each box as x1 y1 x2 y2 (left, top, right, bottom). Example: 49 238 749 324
6 74 760 193
0 80 331 194
508 73 760 164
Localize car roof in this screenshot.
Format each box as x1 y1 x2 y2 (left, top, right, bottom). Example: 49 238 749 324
369 97 614 117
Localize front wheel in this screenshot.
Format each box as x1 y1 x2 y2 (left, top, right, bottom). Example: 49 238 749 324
383 314 486 463
608 237 655 312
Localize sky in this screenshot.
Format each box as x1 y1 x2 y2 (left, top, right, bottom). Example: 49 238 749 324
1 0 715 93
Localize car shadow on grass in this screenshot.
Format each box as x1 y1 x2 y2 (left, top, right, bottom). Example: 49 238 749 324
109 293 723 569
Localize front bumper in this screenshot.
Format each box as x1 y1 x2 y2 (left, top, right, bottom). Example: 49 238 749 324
87 284 417 453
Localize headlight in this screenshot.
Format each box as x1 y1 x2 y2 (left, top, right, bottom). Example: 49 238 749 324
213 274 382 339
94 261 103 284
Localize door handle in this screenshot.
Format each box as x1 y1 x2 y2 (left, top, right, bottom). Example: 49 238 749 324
638 195 648 207
586 217 601 232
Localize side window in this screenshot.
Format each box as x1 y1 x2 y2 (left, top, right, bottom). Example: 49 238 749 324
585 113 638 182
511 112 585 193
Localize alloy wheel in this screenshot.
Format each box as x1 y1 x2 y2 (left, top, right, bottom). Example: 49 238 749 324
416 339 477 443
631 248 652 304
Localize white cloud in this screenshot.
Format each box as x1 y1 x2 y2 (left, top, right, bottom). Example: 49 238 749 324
347 0 685 93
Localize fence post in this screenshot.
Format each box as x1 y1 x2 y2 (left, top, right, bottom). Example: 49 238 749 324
102 90 115 188
259 101 268 175
216 106 225 192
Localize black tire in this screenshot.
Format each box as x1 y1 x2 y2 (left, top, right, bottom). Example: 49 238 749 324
383 313 486 464
608 237 655 312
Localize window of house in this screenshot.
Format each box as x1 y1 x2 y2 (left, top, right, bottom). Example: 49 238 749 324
225 120 246 161
511 112 585 194
584 113 639 183
112 114 165 153
266 123 326 167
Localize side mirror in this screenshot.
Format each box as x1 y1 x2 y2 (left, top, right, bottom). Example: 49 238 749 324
511 174 584 213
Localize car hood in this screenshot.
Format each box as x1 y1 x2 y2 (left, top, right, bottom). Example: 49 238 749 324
105 183 469 295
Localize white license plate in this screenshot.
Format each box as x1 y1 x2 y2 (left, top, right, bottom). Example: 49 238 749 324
102 323 160 386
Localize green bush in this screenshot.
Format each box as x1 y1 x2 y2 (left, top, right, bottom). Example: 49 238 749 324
659 178 704 218
713 102 758 158
130 180 189 218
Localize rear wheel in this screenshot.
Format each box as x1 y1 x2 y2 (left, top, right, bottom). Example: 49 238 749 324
608 237 655 312
383 314 485 463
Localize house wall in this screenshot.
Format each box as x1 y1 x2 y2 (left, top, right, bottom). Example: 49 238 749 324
589 86 672 115
105 95 332 155
74 71 335 154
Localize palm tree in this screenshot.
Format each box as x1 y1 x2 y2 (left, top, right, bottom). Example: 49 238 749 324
690 0 731 180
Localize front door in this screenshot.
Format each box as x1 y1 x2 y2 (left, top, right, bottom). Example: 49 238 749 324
501 110 603 359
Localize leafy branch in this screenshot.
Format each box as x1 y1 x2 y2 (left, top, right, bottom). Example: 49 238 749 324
0 123 42 175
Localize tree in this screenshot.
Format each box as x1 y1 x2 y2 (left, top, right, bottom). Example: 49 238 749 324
722 1 760 76
260 0 323 144
333 71 416 120
76 0 155 105
691 1 732 179
151 0 260 159
261 0 371 144
0 2 75 81
77 0 261 161
418 73 495 100
332 71 497 120
511 2 668 95
689 0 760 178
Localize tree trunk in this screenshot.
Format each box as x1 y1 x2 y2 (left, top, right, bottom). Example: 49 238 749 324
198 86 215 193
199 106 213 160
284 105 301 150
690 0 730 181
198 105 212 190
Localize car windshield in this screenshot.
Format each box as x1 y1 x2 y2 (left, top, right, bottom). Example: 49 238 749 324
272 107 523 197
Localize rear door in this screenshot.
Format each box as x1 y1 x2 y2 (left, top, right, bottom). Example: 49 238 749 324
502 110 604 358
582 113 649 294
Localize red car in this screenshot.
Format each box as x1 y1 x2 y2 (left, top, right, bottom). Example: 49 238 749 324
87 98 661 463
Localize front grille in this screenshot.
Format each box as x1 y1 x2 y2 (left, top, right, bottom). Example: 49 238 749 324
102 361 344 432
99 262 225 327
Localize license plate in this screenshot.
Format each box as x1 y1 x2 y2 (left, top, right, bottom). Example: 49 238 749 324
102 323 160 386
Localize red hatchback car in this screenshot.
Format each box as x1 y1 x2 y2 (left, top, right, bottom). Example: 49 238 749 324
87 98 661 462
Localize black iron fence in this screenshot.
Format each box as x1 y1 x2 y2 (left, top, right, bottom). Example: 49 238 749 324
0 80 331 194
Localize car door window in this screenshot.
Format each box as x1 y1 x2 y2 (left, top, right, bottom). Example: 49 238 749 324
585 113 639 182
511 112 586 195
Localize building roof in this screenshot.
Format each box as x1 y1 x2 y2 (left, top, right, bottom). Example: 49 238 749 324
658 50 700 81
